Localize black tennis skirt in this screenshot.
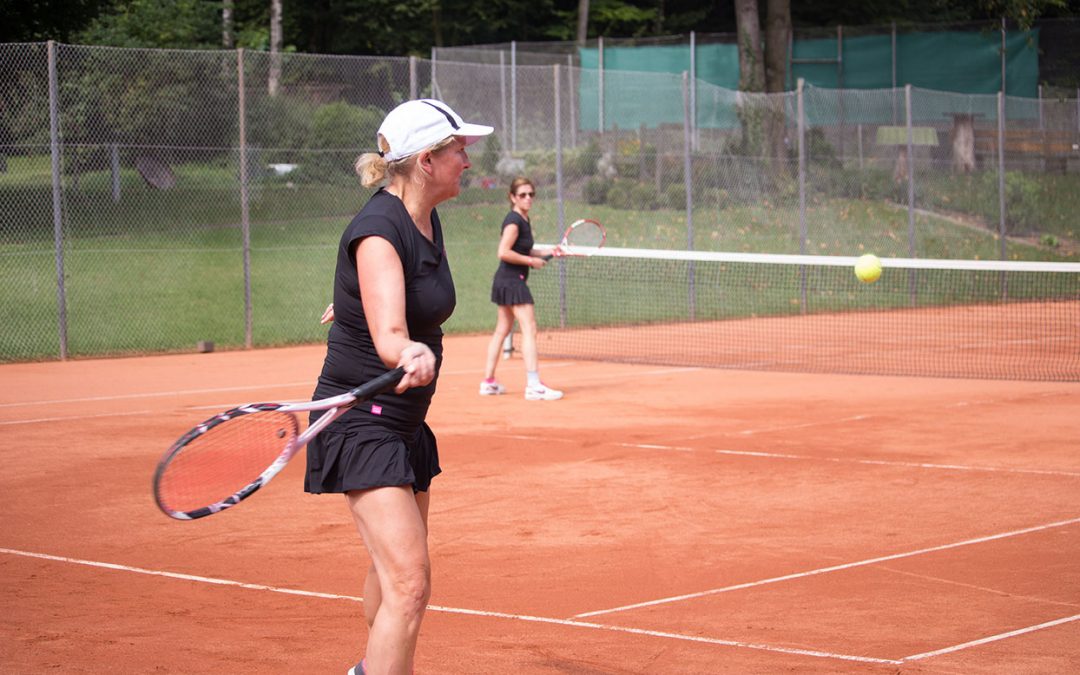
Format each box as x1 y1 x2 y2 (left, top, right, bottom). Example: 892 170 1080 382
304 422 441 494
491 276 534 306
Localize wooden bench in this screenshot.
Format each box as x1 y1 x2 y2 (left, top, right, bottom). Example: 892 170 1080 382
973 128 1080 171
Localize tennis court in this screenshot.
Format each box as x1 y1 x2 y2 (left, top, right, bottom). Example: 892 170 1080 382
2 334 1078 673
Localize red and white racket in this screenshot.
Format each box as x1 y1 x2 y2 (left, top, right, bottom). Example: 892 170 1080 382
153 367 404 520
542 218 606 259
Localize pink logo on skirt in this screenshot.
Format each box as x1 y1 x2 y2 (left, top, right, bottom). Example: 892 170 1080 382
370 405 383 415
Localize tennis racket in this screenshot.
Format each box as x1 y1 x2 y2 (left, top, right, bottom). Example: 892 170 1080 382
153 367 405 521
542 218 606 259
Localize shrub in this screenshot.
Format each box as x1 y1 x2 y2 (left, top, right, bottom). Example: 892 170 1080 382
582 176 609 205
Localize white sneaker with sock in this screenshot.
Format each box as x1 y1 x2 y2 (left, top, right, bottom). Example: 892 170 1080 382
479 380 506 395
524 383 563 400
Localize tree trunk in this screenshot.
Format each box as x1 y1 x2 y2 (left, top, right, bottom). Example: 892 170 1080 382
576 0 589 45
734 0 765 156
764 0 791 173
269 0 282 96
222 0 234 48
432 1 444 48
734 0 764 92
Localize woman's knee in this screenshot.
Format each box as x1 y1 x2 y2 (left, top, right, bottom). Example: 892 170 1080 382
388 564 432 612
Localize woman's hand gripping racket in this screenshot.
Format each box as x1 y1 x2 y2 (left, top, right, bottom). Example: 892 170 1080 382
153 367 405 520
541 218 606 260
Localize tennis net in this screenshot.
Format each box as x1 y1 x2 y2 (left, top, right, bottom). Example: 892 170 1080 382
529 247 1080 381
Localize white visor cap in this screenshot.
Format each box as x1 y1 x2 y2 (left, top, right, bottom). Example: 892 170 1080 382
378 99 494 162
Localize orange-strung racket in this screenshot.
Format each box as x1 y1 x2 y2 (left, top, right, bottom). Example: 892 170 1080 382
542 218 606 259
153 367 404 520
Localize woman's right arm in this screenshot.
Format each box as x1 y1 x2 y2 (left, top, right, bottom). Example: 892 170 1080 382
355 236 435 393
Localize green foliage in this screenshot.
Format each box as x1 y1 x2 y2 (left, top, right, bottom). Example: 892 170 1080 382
308 102 382 150
567 138 602 178
582 176 609 204
478 134 502 175
76 0 221 49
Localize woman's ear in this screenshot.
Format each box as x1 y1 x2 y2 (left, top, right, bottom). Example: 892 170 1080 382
417 150 434 176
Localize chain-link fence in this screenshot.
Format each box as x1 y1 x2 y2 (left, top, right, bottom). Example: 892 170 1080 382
2 41 1078 362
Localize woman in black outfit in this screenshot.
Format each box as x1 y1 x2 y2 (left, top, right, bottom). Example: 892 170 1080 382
480 177 563 400
307 99 491 675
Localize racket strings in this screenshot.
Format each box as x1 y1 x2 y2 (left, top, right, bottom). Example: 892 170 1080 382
566 222 604 248
156 410 298 514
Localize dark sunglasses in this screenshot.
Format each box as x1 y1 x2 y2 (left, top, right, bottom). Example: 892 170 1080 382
515 191 535 198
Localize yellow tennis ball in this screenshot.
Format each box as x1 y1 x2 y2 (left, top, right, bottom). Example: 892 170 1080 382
854 254 882 283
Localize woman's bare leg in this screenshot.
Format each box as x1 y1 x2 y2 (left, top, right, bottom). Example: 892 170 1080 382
348 487 431 675
484 305 515 380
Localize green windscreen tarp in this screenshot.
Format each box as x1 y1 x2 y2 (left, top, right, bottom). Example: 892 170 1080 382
578 28 1039 130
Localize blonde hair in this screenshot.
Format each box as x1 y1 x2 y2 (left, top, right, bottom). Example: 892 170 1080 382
507 176 535 205
355 135 460 189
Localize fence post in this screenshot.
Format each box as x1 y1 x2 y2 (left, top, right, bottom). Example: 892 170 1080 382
598 36 605 137
555 65 564 236
689 31 698 151
905 84 917 306
409 55 417 100
48 40 69 360
682 71 695 320
499 51 507 149
556 63 568 329
238 48 252 348
997 90 1007 262
110 144 121 203
797 78 807 313
511 41 517 153
567 54 577 148
997 90 1008 297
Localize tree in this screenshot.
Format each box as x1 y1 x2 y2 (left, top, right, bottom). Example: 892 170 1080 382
269 0 282 95
577 0 590 44
734 0 790 173
223 0 235 47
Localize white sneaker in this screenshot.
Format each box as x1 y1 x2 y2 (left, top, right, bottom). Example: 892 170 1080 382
525 383 563 401
479 380 506 396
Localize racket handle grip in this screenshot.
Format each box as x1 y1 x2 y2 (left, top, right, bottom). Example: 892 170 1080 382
349 367 406 401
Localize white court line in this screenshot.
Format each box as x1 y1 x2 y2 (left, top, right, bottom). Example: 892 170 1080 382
0 409 159 426
573 516 1080 619
0 546 899 666
479 434 1080 479
902 613 1080 661
677 414 873 439
616 442 1080 479
3 364 693 411
0 382 313 408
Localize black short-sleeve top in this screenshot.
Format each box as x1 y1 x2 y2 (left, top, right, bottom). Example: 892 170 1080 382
313 189 456 435
493 210 534 282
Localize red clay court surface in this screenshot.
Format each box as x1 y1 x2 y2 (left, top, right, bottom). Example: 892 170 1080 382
1 334 1078 674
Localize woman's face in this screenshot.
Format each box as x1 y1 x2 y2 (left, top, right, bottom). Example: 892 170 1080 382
426 137 471 202
510 183 535 213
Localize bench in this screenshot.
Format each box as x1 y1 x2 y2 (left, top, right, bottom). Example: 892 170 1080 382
974 128 1080 171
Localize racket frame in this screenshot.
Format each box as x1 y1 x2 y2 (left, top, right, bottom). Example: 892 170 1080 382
154 367 404 520
541 218 606 260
